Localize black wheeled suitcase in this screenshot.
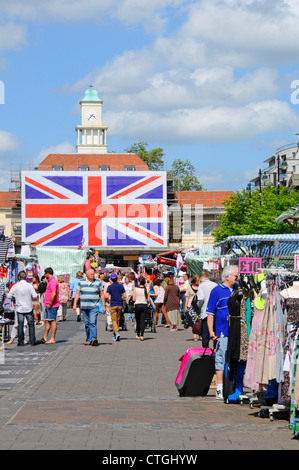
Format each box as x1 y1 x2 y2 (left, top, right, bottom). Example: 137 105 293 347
175 347 215 397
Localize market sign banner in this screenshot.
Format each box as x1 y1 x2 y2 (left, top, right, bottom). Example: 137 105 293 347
21 171 167 248
238 257 262 274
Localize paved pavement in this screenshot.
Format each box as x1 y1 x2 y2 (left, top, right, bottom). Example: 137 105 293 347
0 309 298 451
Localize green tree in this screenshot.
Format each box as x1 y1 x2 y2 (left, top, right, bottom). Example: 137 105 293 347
212 185 299 242
170 158 204 191
124 141 165 171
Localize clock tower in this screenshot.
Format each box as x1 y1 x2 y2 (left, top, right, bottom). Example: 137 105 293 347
76 86 108 154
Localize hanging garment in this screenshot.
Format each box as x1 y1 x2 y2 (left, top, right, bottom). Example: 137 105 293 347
239 294 249 362
289 335 299 437
244 306 267 391
227 287 243 359
246 297 252 337
281 298 299 405
0 236 14 264
255 291 277 386
275 290 284 384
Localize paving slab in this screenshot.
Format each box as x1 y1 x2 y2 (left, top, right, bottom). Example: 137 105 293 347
0 310 297 451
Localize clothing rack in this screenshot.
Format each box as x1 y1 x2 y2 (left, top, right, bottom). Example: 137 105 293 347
225 264 299 433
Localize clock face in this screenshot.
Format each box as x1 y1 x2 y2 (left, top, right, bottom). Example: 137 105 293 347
86 109 98 122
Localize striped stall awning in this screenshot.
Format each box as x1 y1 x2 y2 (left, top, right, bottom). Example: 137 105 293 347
216 234 299 258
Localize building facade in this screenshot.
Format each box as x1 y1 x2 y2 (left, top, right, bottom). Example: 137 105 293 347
250 137 299 191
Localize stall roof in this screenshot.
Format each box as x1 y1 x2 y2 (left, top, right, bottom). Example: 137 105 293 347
216 234 299 258
275 206 299 233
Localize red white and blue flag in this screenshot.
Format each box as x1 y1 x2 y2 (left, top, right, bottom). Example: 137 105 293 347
21 171 167 248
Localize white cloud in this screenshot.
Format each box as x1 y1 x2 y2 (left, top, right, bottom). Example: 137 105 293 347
0 22 27 54
103 100 299 144
154 0 299 68
34 141 76 165
0 129 20 154
0 0 188 32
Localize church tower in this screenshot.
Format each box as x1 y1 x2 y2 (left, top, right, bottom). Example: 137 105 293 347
75 86 108 154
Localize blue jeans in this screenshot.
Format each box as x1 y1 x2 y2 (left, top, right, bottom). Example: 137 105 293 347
17 311 36 345
81 306 98 342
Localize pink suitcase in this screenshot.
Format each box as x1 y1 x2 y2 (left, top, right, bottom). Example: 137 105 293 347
175 347 215 397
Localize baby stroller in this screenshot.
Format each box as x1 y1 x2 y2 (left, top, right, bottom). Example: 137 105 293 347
144 303 156 333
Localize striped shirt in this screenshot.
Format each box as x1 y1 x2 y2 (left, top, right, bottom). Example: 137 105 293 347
76 278 104 308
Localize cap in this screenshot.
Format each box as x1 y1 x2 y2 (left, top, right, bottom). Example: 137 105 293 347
111 273 117 280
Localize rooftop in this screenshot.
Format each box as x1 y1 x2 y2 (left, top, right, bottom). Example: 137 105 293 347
175 190 234 207
37 153 149 171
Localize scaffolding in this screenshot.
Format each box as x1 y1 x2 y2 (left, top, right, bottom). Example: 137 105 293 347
9 163 34 247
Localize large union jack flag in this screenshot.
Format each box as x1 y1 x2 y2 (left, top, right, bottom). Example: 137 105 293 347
21 171 167 248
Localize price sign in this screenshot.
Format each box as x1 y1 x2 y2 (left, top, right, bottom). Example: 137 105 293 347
238 257 262 274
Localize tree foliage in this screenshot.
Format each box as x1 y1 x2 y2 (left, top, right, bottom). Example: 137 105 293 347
125 141 205 191
212 185 299 242
124 141 165 171
170 158 204 191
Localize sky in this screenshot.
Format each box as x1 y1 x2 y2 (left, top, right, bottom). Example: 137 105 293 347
1 0 299 193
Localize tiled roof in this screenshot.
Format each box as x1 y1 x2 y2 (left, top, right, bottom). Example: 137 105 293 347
37 153 149 171
176 191 235 207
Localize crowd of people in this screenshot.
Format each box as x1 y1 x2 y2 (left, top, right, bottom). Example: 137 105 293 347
5 263 239 400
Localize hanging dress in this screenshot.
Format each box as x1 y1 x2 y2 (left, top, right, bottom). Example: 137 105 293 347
289 332 299 438
239 293 249 362
275 290 284 384
281 298 299 405
255 286 277 387
244 304 266 391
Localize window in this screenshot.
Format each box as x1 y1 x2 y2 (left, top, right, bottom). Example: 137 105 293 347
99 166 110 171
124 166 135 171
52 166 63 171
78 166 89 171
203 225 211 235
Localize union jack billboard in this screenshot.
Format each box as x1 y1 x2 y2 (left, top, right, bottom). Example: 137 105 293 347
21 171 167 248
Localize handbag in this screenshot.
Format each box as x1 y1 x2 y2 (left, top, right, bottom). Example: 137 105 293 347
192 317 202 335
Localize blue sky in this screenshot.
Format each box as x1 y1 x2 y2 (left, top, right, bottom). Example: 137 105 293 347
1 0 299 192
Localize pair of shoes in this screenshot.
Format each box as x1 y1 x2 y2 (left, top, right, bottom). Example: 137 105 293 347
77 316 81 322
84 341 91 345
17 342 26 346
7 339 14 344
140 337 144 341
164 324 170 328
36 338 46 344
136 336 140 340
115 332 120 341
90 339 98 346
170 328 178 332
216 389 224 400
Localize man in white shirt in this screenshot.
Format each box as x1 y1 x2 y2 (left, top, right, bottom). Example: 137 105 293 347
8 271 38 346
